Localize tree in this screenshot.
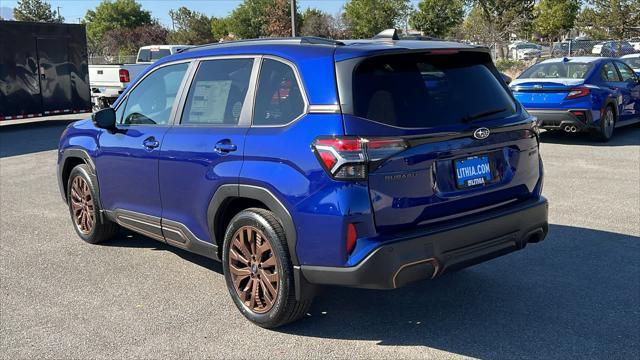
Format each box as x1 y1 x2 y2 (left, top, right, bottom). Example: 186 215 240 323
344 0 411 38
13 0 63 23
102 24 168 56
409 0 464 38
168 7 214 44
211 17 230 41
84 0 153 54
461 5 494 44
533 0 580 41
472 0 535 58
300 8 333 38
228 0 274 39
577 0 640 40
265 0 295 37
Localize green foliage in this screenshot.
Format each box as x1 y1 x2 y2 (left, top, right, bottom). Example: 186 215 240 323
461 5 493 44
473 0 535 39
168 7 214 44
577 0 640 40
533 0 580 40
13 0 63 23
495 59 525 72
344 0 411 38
409 0 464 38
300 8 333 38
85 0 153 48
211 17 230 41
227 0 275 39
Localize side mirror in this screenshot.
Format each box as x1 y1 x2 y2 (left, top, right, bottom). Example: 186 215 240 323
92 108 116 130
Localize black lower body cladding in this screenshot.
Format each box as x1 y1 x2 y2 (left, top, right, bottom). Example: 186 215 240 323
301 197 549 289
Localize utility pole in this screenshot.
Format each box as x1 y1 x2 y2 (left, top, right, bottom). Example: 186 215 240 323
57 6 62 22
290 0 297 37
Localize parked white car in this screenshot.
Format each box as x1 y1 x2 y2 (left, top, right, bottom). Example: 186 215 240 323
628 38 640 52
621 54 640 75
136 45 193 64
510 43 542 60
89 45 194 110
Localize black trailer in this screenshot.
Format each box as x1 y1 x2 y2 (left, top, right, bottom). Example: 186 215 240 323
0 21 91 120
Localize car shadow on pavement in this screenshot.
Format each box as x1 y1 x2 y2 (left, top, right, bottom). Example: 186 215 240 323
102 230 224 275
540 125 640 146
277 224 640 359
0 121 75 157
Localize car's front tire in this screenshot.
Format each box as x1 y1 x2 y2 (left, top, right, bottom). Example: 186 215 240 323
222 208 312 328
67 164 118 244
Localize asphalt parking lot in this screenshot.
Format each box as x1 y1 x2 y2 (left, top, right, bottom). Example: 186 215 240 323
1 119 638 359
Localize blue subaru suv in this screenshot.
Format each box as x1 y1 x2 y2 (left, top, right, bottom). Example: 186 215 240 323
58 36 548 327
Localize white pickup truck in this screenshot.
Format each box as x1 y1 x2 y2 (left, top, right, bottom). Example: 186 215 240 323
89 45 193 110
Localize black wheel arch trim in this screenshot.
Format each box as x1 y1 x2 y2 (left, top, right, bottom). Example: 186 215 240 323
208 184 299 265
58 148 101 206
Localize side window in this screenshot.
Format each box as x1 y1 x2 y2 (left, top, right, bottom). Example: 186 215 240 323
137 49 150 63
181 58 254 125
121 62 189 125
615 61 637 82
253 59 305 126
601 62 621 82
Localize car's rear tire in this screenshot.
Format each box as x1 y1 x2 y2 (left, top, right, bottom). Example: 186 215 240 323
67 164 118 244
222 208 312 328
592 106 615 142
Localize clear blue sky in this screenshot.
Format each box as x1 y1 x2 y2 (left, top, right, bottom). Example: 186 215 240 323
1 0 421 26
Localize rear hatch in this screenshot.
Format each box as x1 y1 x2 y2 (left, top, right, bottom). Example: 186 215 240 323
335 50 541 233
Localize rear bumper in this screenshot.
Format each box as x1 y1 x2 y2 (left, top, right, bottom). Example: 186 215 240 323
528 109 594 131
300 197 548 289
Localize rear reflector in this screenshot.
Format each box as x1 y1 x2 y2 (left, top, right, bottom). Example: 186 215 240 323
312 137 407 180
346 223 357 254
119 69 130 83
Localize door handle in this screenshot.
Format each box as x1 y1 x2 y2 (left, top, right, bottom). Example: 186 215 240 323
214 140 237 154
143 137 160 149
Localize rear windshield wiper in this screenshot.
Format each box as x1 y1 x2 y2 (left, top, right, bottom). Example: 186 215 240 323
462 108 507 123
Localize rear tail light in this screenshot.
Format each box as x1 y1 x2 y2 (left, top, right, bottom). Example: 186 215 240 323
565 88 589 100
119 69 130 83
312 137 407 180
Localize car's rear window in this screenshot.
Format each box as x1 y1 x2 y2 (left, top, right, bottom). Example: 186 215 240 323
519 62 592 79
352 52 516 128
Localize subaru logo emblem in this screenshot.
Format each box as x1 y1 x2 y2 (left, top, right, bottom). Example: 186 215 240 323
473 127 490 140
533 84 543 90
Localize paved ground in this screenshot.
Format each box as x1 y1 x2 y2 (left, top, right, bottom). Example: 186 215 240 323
1 119 638 359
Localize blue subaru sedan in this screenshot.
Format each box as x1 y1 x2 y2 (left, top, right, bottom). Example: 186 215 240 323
511 57 640 141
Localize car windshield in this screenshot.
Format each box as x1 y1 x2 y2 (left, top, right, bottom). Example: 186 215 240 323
624 57 640 69
518 44 538 49
351 52 516 128
518 62 593 79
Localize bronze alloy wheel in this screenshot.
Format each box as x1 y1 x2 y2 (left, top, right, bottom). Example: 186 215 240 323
70 176 95 234
229 225 280 314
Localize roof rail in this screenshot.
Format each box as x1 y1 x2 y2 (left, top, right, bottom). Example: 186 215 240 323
178 36 344 53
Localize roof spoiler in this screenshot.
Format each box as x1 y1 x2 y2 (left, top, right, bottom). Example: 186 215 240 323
373 29 400 41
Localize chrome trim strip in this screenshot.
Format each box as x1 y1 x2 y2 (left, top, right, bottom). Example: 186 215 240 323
308 104 341 114
161 218 214 249
113 209 164 242
392 258 440 288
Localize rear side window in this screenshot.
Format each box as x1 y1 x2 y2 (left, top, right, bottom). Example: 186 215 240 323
352 53 516 128
615 61 637 82
253 59 305 126
121 62 188 125
601 62 621 82
181 59 254 126
137 49 150 62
